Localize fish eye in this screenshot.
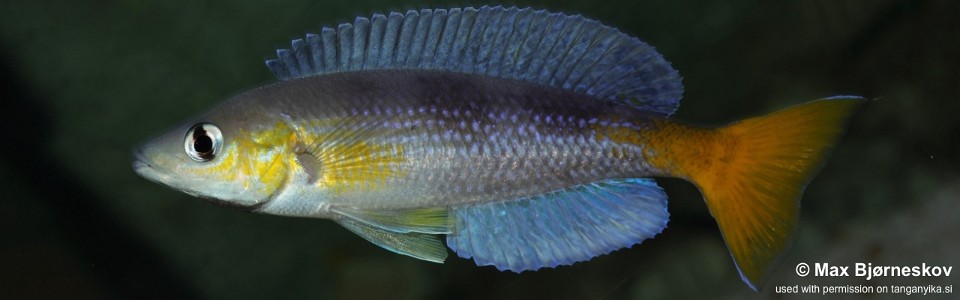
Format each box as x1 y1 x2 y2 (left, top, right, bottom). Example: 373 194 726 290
184 122 223 162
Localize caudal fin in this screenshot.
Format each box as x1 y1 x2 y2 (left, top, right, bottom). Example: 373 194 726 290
682 97 863 290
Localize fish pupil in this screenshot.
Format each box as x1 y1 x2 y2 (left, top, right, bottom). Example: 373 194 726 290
193 127 214 158
183 122 221 162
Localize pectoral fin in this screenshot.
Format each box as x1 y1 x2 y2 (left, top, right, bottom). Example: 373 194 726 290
291 122 406 192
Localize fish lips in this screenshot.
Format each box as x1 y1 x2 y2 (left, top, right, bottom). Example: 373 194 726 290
132 148 168 184
131 147 197 197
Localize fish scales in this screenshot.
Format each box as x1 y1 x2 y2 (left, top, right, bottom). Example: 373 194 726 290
134 6 862 290
253 70 661 210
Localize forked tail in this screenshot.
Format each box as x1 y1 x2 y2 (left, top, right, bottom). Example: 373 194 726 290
649 96 863 290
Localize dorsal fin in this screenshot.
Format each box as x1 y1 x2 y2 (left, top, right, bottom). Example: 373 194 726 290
266 6 684 115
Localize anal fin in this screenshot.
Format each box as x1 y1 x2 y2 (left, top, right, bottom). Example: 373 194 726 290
446 178 669 271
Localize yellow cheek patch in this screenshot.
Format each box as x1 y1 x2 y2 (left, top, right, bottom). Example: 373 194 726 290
195 144 242 181
196 122 295 195
245 122 296 193
195 116 408 197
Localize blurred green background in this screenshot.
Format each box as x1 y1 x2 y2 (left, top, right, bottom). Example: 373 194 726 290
1 0 958 299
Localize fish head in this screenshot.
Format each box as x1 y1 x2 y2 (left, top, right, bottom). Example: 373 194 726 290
133 110 295 209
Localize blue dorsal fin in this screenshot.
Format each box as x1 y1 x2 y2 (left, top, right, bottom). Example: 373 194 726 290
265 6 684 115
445 178 670 271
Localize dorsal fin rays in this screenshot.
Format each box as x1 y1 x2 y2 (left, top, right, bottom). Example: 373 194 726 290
266 6 683 115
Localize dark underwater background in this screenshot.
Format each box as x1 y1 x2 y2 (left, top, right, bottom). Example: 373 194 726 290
1 0 958 299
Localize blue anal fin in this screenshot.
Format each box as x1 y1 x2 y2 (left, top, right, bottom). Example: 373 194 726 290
446 178 669 272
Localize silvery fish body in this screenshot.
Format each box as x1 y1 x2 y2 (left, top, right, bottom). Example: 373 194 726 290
133 6 861 290
254 70 663 211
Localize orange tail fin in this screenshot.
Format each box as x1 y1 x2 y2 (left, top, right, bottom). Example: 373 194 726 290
657 97 863 290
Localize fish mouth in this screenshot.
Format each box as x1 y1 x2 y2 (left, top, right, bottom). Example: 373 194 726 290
131 148 264 211
132 148 169 184
132 149 203 199
132 148 152 172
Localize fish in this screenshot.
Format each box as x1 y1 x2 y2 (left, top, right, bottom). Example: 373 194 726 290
132 6 862 290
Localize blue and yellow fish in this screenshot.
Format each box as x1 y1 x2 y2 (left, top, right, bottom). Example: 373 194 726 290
132 6 861 290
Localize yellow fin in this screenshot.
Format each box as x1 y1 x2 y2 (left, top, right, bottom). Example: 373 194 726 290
642 97 863 290
294 120 406 193
697 97 862 290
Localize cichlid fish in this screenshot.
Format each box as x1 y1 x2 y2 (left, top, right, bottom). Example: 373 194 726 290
132 6 861 290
